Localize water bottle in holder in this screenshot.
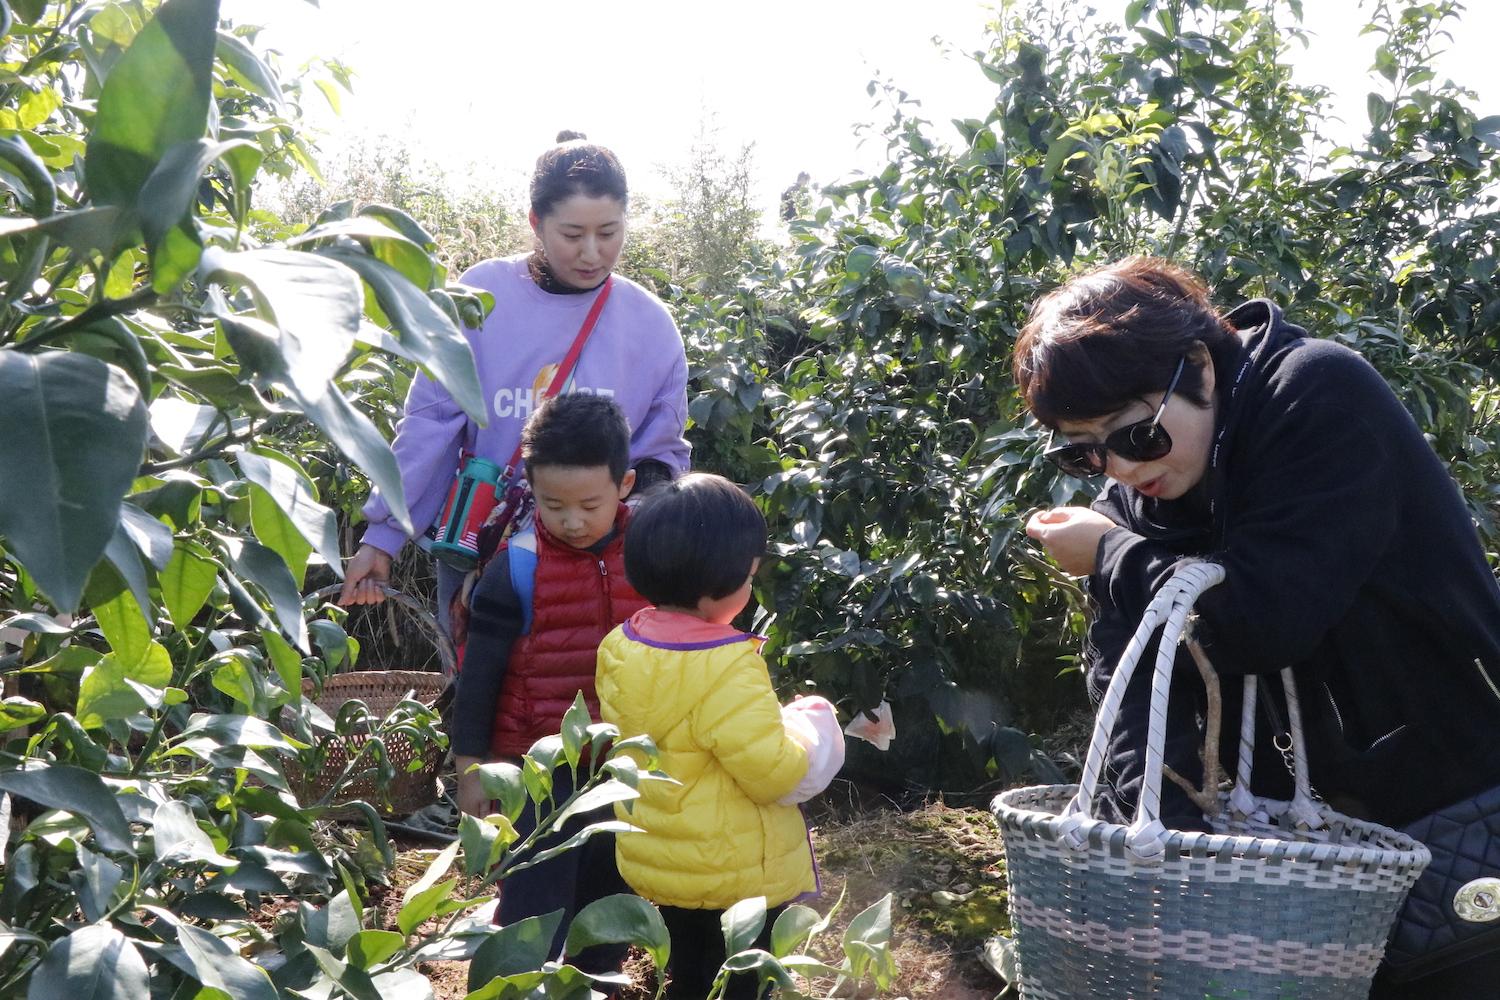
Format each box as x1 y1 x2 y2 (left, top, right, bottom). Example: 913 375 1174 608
430 457 503 570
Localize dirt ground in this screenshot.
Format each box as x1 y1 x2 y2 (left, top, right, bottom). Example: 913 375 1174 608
375 787 1012 999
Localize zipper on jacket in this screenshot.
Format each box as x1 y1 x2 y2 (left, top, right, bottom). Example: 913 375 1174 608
598 559 610 626
1474 658 1500 707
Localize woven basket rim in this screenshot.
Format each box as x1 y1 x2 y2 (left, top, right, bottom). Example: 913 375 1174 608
992 782 1432 870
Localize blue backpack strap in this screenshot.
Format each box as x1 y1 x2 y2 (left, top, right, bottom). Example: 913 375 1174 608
507 528 538 635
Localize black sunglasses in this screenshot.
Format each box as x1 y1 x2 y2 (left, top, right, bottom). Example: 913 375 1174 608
1044 356 1187 478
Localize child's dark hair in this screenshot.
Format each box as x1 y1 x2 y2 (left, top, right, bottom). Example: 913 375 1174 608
625 474 766 609
521 393 631 484
531 130 629 219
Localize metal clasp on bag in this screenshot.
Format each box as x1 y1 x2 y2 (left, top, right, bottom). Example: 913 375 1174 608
1454 878 1500 923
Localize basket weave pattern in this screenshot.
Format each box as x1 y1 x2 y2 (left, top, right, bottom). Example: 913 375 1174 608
284 585 454 817
286 670 446 817
992 562 1430 999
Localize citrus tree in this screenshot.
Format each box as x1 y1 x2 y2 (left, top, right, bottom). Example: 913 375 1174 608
675 0 1500 792
0 3 898 996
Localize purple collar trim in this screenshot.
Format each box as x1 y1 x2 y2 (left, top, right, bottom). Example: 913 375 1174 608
622 619 753 651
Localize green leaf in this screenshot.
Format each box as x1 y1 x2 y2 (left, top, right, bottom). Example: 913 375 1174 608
303 889 362 955
175 711 306 751
89 570 153 669
148 222 203 294
398 875 458 937
318 247 486 424
1474 114 1500 151
0 763 133 853
0 696 44 730
771 903 828 957
473 761 528 823
152 800 234 866
398 840 460 935
210 651 260 709
173 923 278 1000
467 911 565 990
215 30 285 109
199 246 361 399
237 449 341 574
558 691 590 769
85 0 219 210
721 896 767 956
102 520 154 621
26 925 149 1000
77 650 170 728
51 317 153 397
564 893 670 972
201 254 410 534
458 812 513 879
75 844 126 922
547 779 638 830
248 482 311 584
136 137 255 256
0 351 148 612
358 203 438 250
161 539 217 629
345 929 404 971
842 893 894 961
0 132 55 215
220 533 309 652
262 629 304 705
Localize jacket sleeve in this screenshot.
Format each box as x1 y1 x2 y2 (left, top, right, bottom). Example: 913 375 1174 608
690 647 809 804
627 315 691 476
1092 349 1399 677
450 549 522 759
359 368 469 555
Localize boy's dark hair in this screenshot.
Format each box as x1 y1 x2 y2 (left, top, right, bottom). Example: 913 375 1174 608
521 393 631 484
1012 256 1241 426
624 473 766 609
530 130 629 218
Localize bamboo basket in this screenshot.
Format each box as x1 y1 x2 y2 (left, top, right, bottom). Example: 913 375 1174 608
285 585 454 817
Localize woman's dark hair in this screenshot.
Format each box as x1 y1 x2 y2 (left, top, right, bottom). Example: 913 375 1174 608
624 473 766 609
521 393 631 484
530 130 628 219
1012 257 1242 426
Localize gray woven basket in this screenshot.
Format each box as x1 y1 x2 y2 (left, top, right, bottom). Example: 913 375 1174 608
992 562 1431 999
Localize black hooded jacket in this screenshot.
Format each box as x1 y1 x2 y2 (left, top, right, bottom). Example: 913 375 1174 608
1085 299 1500 828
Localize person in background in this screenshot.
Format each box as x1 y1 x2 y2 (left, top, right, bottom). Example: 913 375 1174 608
339 131 689 640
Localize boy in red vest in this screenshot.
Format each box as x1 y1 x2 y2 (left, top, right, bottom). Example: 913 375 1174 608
450 392 651 968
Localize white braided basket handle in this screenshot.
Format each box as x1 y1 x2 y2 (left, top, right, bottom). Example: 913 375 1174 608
1062 561 1225 856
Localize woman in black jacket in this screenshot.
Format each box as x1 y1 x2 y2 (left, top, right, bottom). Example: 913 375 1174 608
1015 257 1500 997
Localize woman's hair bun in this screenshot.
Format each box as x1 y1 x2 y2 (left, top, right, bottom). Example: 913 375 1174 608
556 130 587 143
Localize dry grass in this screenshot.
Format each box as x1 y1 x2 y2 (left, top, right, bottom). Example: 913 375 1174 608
350 793 1014 999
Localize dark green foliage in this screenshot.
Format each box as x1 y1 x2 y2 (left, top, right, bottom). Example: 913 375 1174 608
673 0 1500 788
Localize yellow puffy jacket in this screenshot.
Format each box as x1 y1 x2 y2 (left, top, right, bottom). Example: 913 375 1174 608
596 619 814 909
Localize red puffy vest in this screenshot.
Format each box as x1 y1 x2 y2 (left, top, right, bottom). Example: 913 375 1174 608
490 505 649 757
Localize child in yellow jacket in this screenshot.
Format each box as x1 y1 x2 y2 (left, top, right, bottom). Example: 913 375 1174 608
596 473 843 1000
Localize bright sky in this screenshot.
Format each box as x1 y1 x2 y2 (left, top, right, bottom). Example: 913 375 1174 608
225 0 1499 219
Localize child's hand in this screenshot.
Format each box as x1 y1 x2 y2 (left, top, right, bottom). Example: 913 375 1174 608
1025 506 1117 576
454 756 488 817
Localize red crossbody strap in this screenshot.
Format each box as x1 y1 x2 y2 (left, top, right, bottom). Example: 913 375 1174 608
500 275 614 476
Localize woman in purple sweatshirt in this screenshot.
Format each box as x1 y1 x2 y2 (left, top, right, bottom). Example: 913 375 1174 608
339 132 691 621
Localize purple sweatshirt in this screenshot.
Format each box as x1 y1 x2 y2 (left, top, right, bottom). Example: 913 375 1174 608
360 255 690 556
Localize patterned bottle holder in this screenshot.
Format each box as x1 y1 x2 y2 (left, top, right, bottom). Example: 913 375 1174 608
431 457 503 570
